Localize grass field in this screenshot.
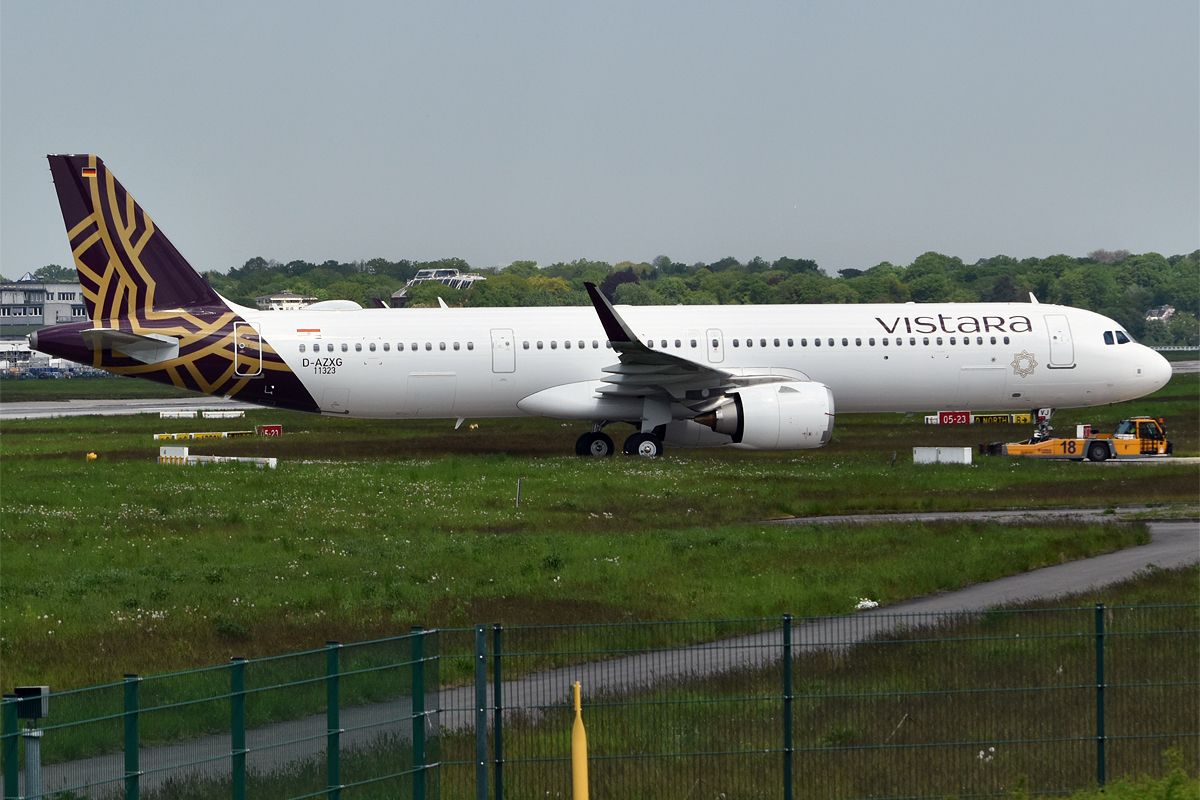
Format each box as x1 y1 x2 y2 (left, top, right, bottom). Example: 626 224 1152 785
1 374 1195 691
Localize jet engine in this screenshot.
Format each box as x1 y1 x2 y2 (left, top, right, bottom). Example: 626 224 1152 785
695 381 835 450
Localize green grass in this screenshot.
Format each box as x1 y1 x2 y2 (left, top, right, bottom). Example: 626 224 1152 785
1 375 1196 691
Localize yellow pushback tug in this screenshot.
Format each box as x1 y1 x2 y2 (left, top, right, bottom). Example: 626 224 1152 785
982 416 1173 462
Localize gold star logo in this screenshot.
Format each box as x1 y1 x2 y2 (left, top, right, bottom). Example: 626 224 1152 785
1011 351 1038 378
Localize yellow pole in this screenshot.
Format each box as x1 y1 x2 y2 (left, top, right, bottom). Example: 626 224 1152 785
571 680 589 800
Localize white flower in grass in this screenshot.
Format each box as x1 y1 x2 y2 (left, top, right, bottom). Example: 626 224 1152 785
855 598 879 610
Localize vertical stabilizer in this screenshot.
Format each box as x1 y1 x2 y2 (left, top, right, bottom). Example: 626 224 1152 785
47 154 226 325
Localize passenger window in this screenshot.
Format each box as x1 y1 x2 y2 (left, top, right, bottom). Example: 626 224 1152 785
397 343 404 351
855 338 862 346
690 339 697 348
922 337 929 346
453 342 460 351
579 341 585 349
425 343 432 351
882 338 889 346
760 338 767 347
436 342 444 350
801 338 807 347
711 339 719 349
774 338 780 347
909 338 916 346
564 341 571 349
814 338 821 347
355 343 363 352
675 339 682 348
593 341 600 348
990 336 997 345
1003 336 1010 345
868 338 875 346
661 339 668 348
523 341 530 349
537 341 544 350
828 338 835 347
949 337 956 345
384 343 390 351
732 339 740 348
551 341 558 350
467 342 474 350
976 336 983 345
299 344 306 353
341 343 349 352
368 343 376 352
787 338 794 347
411 342 417 351
646 339 654 348
841 338 848 347
746 339 754 348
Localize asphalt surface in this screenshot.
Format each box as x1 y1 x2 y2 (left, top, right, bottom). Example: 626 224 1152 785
0 396 253 421
13 509 1197 796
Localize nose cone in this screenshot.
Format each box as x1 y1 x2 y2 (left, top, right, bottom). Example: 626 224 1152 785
1145 348 1172 392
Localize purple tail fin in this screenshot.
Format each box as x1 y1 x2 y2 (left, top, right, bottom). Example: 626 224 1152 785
47 154 226 324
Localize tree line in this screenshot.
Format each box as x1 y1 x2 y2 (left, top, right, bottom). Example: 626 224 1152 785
14 249 1199 345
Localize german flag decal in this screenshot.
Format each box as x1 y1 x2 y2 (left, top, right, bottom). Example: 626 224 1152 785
81 167 97 178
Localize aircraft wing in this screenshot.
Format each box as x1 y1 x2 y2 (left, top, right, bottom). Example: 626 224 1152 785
584 282 734 408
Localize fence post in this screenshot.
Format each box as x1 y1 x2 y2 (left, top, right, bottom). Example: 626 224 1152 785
493 624 504 800
230 657 247 800
475 625 488 800
2 696 17 800
1094 604 1106 788
782 615 794 800
411 628 426 800
326 642 342 800
124 674 141 800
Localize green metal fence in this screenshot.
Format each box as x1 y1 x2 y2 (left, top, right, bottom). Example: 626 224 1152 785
4 604 1197 799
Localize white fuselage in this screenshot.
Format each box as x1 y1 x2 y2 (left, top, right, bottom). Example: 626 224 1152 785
236 301 1170 419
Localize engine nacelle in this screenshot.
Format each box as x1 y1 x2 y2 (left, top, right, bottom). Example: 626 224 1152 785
697 381 835 450
663 419 735 448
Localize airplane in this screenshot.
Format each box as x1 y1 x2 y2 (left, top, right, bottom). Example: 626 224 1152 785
30 154 1173 457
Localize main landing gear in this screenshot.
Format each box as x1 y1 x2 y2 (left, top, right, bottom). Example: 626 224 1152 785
574 431 615 457
574 426 665 458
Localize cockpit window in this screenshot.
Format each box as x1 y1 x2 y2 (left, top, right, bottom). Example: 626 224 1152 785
1103 331 1114 345
1115 330 1131 344
1114 420 1135 436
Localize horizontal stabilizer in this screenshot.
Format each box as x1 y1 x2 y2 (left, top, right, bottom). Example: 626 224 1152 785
81 328 180 364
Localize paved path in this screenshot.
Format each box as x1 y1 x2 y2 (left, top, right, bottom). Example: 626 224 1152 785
11 510 1198 796
0 396 253 421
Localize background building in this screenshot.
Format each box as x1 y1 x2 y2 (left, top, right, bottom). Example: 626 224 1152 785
0 273 87 336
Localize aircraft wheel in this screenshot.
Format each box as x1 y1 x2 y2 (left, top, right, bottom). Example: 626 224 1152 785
1087 442 1109 462
575 431 615 458
623 432 664 458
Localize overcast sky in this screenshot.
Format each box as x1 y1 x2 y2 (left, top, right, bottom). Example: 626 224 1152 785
2 1 1197 276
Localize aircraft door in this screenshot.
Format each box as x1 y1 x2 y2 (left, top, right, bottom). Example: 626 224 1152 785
491 328 515 373
706 328 724 364
233 322 262 377
1044 314 1075 368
